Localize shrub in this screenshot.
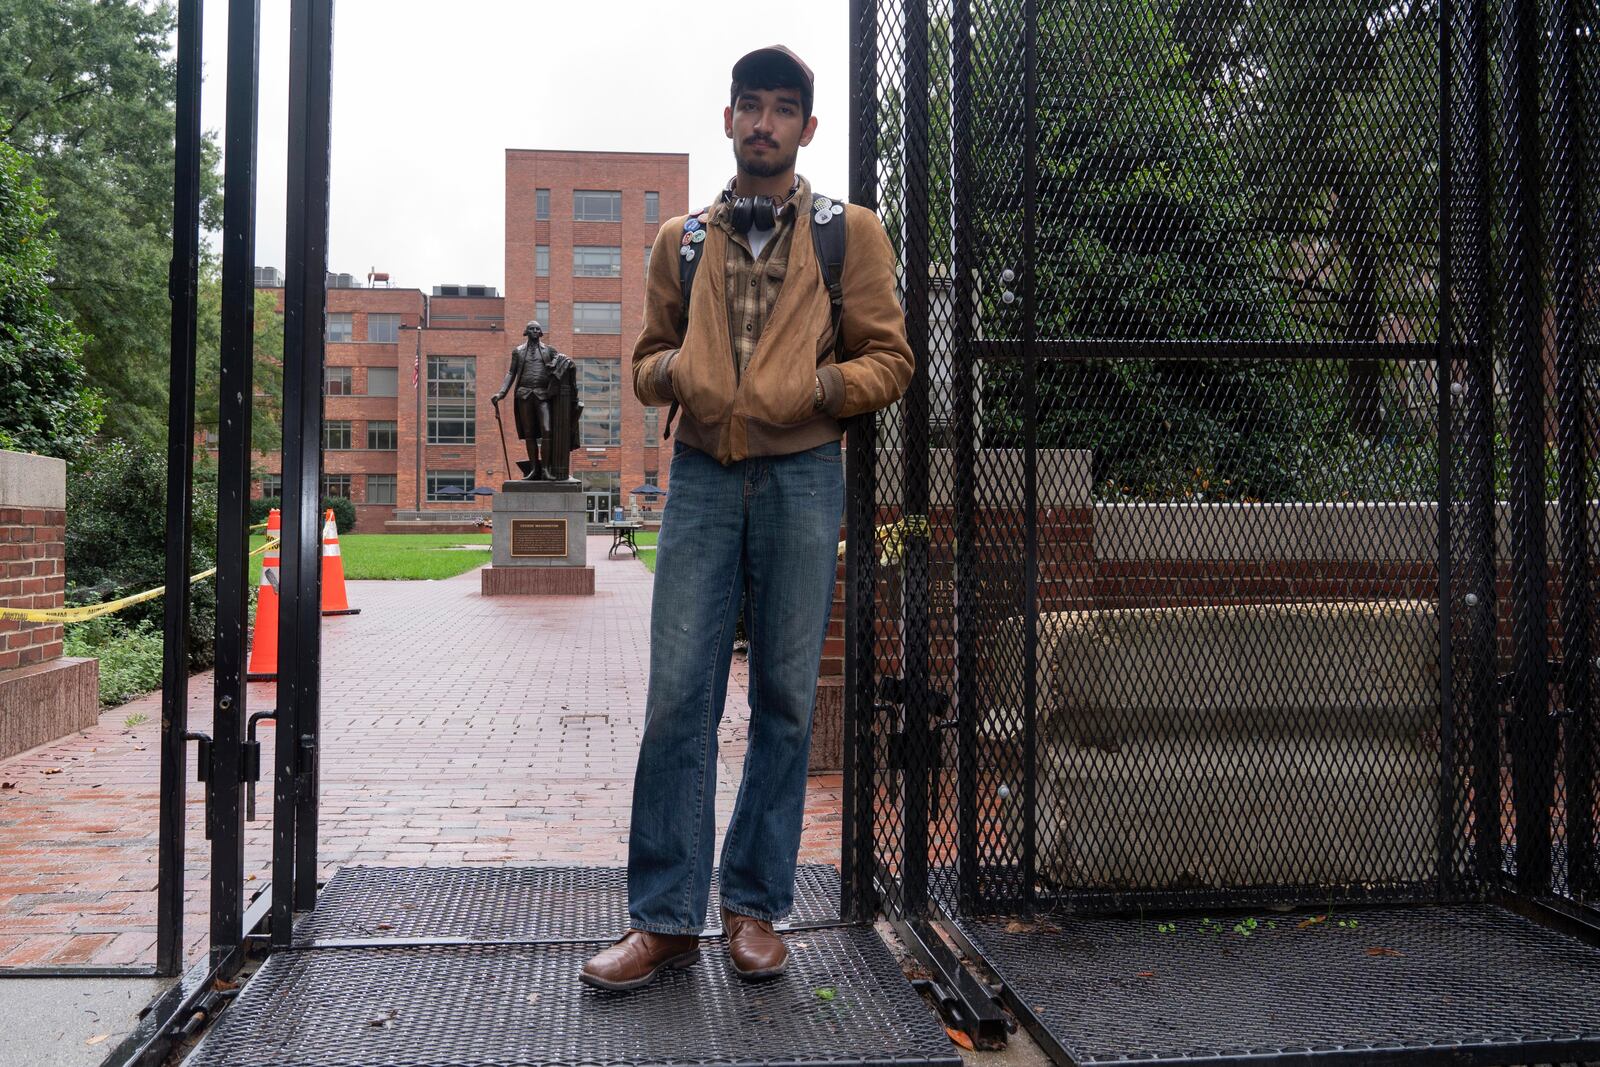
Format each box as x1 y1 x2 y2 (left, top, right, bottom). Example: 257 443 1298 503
64 616 164 707
250 494 356 534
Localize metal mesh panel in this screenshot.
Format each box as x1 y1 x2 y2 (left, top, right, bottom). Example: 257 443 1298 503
183 930 961 1067
292 865 844 945
850 0 1496 916
948 903 1600 1065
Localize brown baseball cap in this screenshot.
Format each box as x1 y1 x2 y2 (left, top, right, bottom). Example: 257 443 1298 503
731 45 814 115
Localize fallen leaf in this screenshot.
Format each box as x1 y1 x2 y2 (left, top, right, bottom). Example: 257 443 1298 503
42 768 61 775
526 992 540 1005
84 1034 108 1046
1004 920 1032 934
814 987 837 1001
1366 946 1404 958
1297 915 1327 929
369 1009 399 1028
1137 971 1156 978
945 1027 975 1051
375 923 396 931
213 977 239 991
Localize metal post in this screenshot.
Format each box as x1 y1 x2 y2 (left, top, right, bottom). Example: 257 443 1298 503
951 0 980 917
841 0 881 924
158 0 204 978
1543 0 1594 899
211 0 261 969
1457 0 1501 885
1019 0 1039 912
1499 0 1554 896
274 0 335 946
1435 0 1458 896
900 0 934 917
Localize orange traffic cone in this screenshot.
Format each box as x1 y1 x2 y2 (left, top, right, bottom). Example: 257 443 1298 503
320 508 360 616
247 508 280 680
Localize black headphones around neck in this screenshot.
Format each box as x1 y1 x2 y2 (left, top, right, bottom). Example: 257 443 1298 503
722 178 799 234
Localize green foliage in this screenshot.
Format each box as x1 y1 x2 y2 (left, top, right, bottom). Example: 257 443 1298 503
194 264 285 454
251 495 356 534
0 141 103 459
63 615 164 707
65 438 220 671
0 0 222 450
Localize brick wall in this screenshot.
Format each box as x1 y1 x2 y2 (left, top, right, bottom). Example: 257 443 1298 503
0 507 66 672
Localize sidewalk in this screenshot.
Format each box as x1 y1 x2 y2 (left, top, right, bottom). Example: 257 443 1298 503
0 537 844 968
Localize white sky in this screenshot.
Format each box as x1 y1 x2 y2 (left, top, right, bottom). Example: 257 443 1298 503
199 0 850 292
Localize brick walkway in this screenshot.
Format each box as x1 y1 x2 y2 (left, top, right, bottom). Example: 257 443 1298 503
0 538 844 968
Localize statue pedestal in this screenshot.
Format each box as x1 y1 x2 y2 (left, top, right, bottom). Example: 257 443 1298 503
482 479 594 596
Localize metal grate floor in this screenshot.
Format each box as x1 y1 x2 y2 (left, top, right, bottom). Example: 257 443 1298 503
186 865 958 1067
948 902 1600 1065
185 929 960 1067
293 863 844 944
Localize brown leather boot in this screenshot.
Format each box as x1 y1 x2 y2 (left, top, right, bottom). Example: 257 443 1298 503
579 929 700 991
722 907 788 980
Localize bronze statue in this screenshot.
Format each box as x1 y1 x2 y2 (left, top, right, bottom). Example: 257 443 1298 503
492 320 583 481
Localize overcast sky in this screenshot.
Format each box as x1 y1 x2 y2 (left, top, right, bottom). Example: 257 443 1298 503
198 0 850 292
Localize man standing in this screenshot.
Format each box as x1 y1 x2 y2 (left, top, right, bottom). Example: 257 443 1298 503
580 45 914 990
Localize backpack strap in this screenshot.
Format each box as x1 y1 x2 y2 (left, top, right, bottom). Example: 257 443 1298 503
663 206 712 440
808 192 849 365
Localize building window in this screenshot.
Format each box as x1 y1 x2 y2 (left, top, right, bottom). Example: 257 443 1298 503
367 366 398 396
327 312 353 343
644 406 659 441
368 313 400 343
535 187 550 220
322 474 353 499
644 246 652 274
536 245 549 277
367 420 397 450
323 420 352 450
579 359 621 447
427 355 476 444
426 470 475 502
574 189 622 222
645 191 659 223
574 246 622 278
366 474 397 505
535 301 549 328
572 302 622 334
260 474 283 498
324 366 353 395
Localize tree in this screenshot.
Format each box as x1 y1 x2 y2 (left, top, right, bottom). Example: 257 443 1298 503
193 261 285 456
0 140 103 459
967 0 1306 500
0 0 221 450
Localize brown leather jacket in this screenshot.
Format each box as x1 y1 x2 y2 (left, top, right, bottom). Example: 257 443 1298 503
630 178 915 465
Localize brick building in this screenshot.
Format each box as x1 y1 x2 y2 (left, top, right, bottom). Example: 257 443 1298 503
504 149 690 523
247 147 689 533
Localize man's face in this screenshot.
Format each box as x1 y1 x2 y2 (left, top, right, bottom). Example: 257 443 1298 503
724 85 817 178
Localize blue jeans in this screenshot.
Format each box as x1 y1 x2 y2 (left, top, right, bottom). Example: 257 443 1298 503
627 438 845 934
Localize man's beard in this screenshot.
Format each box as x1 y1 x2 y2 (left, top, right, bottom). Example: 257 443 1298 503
735 138 796 178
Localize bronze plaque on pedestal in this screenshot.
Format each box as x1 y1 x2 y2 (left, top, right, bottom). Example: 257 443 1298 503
510 518 568 558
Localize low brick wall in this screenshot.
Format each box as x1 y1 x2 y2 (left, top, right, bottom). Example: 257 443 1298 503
0 449 97 758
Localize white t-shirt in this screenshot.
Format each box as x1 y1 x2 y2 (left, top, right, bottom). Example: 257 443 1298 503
748 220 777 260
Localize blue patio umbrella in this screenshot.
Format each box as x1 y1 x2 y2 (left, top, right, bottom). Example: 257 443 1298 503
469 486 496 496
631 483 666 496
434 485 466 497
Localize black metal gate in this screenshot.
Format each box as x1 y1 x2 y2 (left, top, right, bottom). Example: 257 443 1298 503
844 0 1599 926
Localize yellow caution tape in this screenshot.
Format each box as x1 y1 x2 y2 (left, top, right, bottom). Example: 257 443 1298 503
0 536 280 624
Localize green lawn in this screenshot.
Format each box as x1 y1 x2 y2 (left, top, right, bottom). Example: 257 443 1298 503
250 533 492 583
634 531 659 573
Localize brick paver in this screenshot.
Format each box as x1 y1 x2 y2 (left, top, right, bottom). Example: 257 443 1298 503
0 539 843 968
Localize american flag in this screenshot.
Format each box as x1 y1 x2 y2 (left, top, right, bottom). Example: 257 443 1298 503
412 348 420 388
